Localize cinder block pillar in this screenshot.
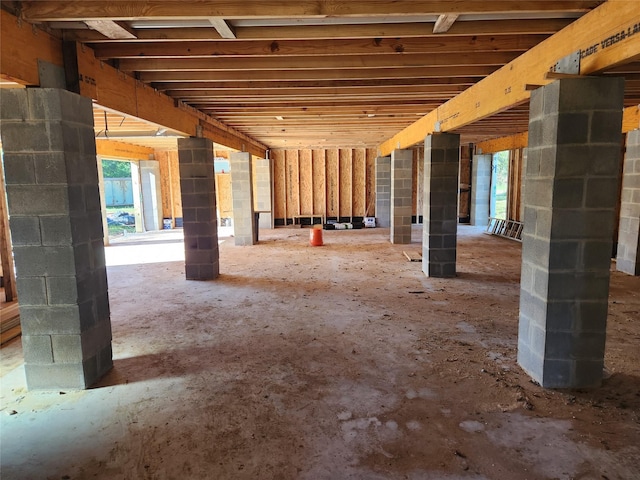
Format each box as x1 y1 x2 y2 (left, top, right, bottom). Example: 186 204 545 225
230 152 255 245
470 154 492 226
177 137 219 280
375 156 391 227
0 88 112 389
390 150 413 244
254 157 273 229
422 133 460 277
518 77 625 388
617 129 640 275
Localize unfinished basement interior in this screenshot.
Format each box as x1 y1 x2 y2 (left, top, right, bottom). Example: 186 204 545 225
0 1 639 478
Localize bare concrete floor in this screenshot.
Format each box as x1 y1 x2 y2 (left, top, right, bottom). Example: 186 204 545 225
1 225 639 480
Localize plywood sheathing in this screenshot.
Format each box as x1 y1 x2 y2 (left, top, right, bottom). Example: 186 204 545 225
459 145 472 222
312 150 326 218
156 150 182 222
272 147 383 224
326 149 339 219
508 148 525 222
299 150 313 216
216 173 233 220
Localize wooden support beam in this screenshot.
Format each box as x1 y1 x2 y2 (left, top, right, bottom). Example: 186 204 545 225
476 132 529 154
84 20 137 39
433 14 460 34
380 1 640 156
95 139 155 160
0 9 63 86
208 18 236 39
20 1 603 21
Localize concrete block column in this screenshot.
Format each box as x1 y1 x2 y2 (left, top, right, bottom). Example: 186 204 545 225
0 88 112 389
616 129 640 275
230 152 255 245
254 157 273 229
178 137 219 280
470 154 492 226
422 133 460 277
518 77 625 388
375 156 391 227
390 150 413 244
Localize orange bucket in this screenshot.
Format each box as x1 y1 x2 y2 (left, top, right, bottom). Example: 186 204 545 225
309 226 323 246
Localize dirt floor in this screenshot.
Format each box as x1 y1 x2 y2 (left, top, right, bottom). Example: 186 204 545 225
1 225 639 480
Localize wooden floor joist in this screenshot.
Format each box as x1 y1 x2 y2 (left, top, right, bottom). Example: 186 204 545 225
379 1 640 156
475 104 640 154
0 9 267 157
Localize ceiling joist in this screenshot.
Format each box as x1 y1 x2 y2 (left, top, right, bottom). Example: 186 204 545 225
380 0 640 155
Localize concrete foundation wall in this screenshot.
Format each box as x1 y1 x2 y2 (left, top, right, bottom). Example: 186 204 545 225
616 129 640 275
178 137 220 280
1 88 112 389
518 77 625 388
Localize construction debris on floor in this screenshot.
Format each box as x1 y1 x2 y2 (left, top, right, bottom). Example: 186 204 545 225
1 226 639 479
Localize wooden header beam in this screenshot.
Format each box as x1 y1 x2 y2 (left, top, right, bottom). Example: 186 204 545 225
20 1 603 20
95 139 154 160
0 9 267 157
379 0 640 156
476 132 529 154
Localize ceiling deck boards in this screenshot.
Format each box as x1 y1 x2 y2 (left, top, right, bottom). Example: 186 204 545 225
6 0 637 151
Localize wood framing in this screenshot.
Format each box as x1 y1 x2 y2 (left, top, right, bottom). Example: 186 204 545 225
623 104 640 132
91 36 545 59
0 9 267 157
269 147 378 224
0 160 17 303
117 52 519 72
475 104 640 154
379 1 640 156
476 132 529 154
68 19 575 43
20 1 603 20
95 140 154 161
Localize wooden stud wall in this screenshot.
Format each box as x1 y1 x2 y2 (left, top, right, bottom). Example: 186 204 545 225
508 148 524 222
459 145 472 223
272 148 377 224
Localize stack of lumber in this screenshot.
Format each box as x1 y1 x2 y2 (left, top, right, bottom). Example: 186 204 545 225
1 301 21 345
